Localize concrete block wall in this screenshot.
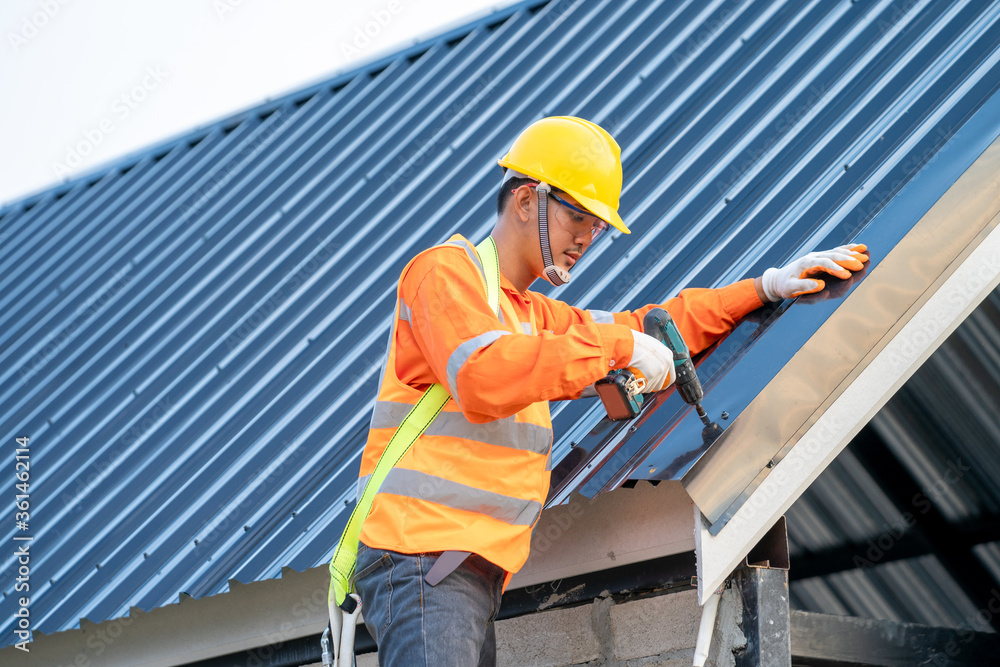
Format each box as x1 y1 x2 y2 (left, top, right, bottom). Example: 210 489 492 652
336 586 745 667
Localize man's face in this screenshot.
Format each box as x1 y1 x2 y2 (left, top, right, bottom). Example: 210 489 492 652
508 183 609 281
544 190 608 273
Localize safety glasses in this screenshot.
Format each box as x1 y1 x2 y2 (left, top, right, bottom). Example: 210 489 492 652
547 191 609 242
512 183 611 242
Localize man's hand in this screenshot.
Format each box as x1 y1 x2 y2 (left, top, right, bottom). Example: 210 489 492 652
760 244 868 301
626 330 677 393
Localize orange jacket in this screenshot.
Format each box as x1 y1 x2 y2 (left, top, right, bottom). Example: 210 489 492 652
357 235 762 580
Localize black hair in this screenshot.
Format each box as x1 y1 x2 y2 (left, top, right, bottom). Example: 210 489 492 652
496 176 536 216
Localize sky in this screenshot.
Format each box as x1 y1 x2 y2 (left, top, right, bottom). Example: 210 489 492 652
0 0 518 208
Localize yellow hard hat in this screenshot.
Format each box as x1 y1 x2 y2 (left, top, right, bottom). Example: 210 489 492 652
498 116 629 234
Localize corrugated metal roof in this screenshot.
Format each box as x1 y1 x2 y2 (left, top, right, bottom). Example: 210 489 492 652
791 555 994 631
872 295 1000 522
2 0 1000 641
545 0 1000 510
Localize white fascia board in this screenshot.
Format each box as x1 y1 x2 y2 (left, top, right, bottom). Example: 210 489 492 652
696 214 1000 603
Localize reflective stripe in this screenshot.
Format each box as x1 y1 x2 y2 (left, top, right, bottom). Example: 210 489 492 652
372 401 552 454
331 383 450 607
447 237 504 320
356 474 371 502
545 450 553 471
379 468 542 526
446 330 510 395
589 309 615 324
520 322 532 335
445 239 485 277
398 300 412 323
375 316 395 389
475 236 502 320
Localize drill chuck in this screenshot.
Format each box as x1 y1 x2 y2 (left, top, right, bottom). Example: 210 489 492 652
673 360 704 406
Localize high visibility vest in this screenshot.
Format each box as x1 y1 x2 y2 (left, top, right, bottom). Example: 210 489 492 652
357 236 553 579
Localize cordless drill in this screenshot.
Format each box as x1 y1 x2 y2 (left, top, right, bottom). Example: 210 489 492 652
595 307 712 425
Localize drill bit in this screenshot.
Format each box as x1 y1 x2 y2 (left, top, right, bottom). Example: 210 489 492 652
695 404 712 427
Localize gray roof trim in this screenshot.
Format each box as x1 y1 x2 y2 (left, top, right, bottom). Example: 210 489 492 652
696 124 1000 602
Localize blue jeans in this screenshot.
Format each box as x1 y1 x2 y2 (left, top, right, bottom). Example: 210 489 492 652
354 542 504 667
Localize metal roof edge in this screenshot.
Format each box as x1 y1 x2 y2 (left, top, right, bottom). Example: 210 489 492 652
0 565 331 667
694 108 1000 604
4 479 696 666
686 88 1000 529
0 0 544 218
510 480 694 589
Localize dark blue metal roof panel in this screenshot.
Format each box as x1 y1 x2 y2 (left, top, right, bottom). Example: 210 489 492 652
2 0 1000 641
554 85 1000 506
546 0 1000 505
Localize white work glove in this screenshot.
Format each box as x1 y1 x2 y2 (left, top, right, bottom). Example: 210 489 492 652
761 244 868 300
626 330 677 393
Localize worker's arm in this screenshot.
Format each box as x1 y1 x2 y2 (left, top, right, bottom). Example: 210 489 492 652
531 279 764 356
619 280 764 355
401 247 635 422
532 242 869 354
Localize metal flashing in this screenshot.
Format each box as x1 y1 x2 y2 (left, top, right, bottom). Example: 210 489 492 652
696 129 1000 601
689 90 1000 530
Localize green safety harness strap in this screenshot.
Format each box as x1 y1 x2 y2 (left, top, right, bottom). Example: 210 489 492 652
328 236 502 612
478 234 501 320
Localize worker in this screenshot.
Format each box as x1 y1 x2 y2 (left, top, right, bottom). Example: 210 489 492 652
347 116 868 666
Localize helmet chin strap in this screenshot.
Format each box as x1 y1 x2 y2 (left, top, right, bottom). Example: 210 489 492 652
536 182 571 286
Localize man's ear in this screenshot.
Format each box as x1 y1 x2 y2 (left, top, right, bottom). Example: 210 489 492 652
513 185 533 223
